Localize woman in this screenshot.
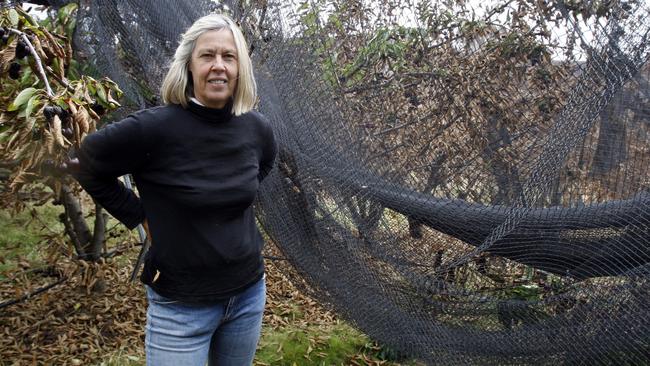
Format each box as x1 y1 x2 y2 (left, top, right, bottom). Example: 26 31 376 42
73 13 276 365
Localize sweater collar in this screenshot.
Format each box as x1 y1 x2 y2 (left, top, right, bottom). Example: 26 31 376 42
186 99 234 123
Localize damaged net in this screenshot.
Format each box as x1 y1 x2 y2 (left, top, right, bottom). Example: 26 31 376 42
57 0 650 364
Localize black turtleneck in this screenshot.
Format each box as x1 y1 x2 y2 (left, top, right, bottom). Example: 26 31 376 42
75 101 277 302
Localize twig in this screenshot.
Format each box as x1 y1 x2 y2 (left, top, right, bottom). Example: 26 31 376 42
7 28 53 97
0 276 67 310
263 255 289 261
371 119 418 137
0 265 57 284
101 241 142 259
45 65 74 92
257 1 268 34
371 107 442 138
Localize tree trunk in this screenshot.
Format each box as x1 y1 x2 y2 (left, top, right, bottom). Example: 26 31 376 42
59 184 106 261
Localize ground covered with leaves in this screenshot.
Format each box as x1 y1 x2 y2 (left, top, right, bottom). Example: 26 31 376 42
0 240 414 365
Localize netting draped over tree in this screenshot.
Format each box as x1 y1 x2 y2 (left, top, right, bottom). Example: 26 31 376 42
62 0 650 364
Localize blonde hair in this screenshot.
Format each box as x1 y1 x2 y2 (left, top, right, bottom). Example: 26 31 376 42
160 13 256 116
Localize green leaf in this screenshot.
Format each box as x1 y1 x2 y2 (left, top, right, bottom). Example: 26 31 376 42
8 87 37 112
25 94 41 119
55 98 68 109
62 3 78 17
8 9 19 27
58 3 78 27
95 83 108 104
0 130 11 143
65 18 76 38
25 25 42 35
20 11 38 27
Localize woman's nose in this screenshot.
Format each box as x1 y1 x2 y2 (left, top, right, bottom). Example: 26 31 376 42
211 57 226 70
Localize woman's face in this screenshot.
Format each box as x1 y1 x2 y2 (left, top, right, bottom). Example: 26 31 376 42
189 29 239 109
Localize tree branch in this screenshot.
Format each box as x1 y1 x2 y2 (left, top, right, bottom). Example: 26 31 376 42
8 27 53 97
89 202 106 260
61 184 92 252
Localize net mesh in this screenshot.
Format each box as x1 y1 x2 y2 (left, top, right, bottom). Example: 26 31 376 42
56 0 650 363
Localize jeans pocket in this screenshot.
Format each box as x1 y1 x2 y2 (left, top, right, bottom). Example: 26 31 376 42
146 286 180 305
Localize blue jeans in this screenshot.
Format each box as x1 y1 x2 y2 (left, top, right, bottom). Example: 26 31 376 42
145 276 265 366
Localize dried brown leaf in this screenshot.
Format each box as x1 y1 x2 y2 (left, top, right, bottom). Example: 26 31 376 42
30 35 49 62
74 106 90 135
43 129 55 155
51 115 65 148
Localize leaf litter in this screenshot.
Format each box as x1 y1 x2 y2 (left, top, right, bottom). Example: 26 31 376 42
0 241 410 365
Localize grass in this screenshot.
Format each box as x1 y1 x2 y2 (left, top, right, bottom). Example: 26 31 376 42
0 198 140 280
97 323 409 366
0 203 64 280
256 322 372 365
97 349 144 366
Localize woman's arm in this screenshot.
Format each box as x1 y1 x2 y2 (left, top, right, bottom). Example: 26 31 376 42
258 115 277 182
73 115 150 229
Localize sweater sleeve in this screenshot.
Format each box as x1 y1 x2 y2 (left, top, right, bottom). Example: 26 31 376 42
257 114 277 182
73 114 150 229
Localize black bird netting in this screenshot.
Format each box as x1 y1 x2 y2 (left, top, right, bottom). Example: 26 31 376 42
54 0 650 364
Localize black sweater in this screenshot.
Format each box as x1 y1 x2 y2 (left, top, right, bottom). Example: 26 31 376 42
75 101 277 302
